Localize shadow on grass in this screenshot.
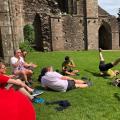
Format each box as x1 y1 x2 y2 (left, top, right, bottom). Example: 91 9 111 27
114 93 120 101
84 69 101 77
84 69 110 80
34 85 59 92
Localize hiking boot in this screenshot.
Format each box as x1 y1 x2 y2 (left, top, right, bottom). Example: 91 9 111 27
32 89 44 97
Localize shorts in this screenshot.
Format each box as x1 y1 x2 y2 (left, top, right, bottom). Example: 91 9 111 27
99 61 113 71
67 80 75 91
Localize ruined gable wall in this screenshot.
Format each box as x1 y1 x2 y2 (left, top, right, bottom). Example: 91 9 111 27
98 6 119 49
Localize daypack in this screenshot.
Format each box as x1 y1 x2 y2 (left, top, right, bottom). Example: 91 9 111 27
112 78 120 87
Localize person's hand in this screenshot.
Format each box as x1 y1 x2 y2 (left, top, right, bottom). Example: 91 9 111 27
9 75 16 78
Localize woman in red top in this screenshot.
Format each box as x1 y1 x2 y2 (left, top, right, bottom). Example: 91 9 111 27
0 62 36 120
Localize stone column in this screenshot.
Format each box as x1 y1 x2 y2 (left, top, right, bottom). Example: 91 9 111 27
0 0 14 63
10 0 24 49
86 0 98 49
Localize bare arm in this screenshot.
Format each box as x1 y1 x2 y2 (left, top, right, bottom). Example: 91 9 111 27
68 60 76 67
7 79 27 88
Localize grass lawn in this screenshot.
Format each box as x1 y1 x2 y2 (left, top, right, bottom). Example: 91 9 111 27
25 50 120 120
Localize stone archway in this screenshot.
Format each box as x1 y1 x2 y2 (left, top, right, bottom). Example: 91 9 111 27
99 22 112 50
0 28 4 59
33 13 43 51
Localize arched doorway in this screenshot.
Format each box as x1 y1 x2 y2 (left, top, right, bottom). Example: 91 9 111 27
33 13 43 51
99 22 112 50
0 28 4 59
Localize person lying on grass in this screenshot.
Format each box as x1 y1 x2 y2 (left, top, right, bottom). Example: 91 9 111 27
0 62 41 101
99 48 120 78
62 56 79 76
39 66 91 92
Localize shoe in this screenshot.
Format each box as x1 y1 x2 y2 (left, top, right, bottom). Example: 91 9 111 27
33 97 45 103
87 81 93 87
32 89 44 97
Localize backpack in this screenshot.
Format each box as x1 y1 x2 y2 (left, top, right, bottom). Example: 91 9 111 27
112 78 120 87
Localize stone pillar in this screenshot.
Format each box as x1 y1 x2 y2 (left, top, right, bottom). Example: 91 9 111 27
9 0 24 49
86 0 98 49
0 0 14 63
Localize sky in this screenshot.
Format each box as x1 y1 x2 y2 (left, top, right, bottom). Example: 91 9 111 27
98 0 120 17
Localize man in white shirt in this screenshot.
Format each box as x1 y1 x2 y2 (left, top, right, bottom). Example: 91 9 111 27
41 66 89 92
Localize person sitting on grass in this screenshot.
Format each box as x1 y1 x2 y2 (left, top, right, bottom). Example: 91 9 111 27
99 48 120 78
10 49 34 86
0 62 42 102
40 66 91 92
62 56 79 76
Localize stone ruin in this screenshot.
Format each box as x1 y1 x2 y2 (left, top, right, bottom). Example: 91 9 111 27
0 0 119 63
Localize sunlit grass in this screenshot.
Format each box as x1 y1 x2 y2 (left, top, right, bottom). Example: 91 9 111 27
26 50 120 120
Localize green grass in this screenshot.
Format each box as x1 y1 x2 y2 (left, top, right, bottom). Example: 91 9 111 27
26 50 120 120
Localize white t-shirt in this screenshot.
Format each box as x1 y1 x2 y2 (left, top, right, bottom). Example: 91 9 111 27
10 56 25 72
41 71 68 92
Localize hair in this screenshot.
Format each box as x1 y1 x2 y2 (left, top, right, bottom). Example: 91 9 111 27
38 66 51 82
65 56 70 61
14 49 21 55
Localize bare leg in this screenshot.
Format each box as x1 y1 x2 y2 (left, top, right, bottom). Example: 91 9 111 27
74 80 85 84
99 48 104 61
21 70 28 83
19 87 34 100
75 83 88 88
14 70 29 84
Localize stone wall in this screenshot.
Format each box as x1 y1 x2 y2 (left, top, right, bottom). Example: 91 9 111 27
62 15 84 50
0 0 120 63
51 16 64 51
